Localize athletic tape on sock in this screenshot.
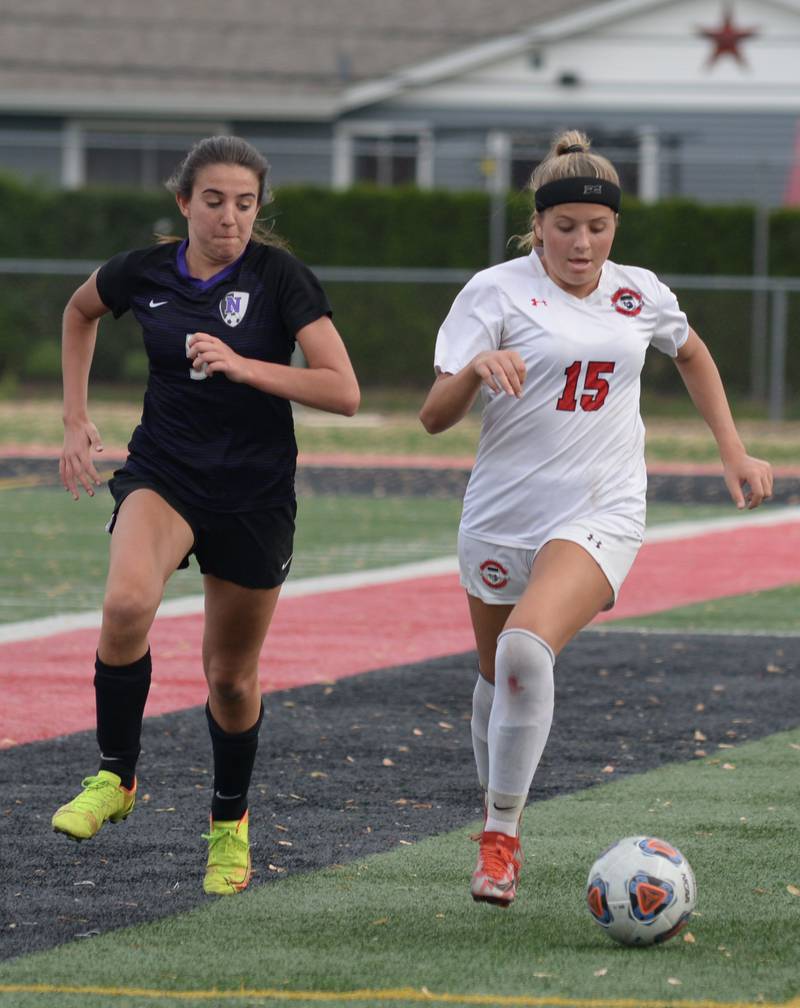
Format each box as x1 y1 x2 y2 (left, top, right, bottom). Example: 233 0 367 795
488 628 555 799
471 671 494 792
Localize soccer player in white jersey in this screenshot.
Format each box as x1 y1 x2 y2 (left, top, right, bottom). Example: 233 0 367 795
420 129 773 907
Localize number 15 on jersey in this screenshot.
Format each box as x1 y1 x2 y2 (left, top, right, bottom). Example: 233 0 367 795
556 360 616 412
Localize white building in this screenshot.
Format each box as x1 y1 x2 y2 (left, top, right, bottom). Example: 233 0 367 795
1 0 799 204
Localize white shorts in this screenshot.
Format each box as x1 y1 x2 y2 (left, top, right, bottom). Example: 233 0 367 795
458 517 643 609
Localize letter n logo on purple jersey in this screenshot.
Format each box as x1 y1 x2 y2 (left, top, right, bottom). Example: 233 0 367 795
219 291 250 327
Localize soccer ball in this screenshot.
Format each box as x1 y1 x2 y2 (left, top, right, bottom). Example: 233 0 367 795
586 836 697 946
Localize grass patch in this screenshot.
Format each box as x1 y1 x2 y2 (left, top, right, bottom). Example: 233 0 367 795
0 491 762 626
645 503 744 524
2 727 799 1006
0 491 735 625
0 488 195 623
0 490 464 623
0 399 143 451
295 415 480 458
610 583 800 635
2 395 799 465
294 495 462 577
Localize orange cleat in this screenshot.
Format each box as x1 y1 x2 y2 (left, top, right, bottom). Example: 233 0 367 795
470 830 523 907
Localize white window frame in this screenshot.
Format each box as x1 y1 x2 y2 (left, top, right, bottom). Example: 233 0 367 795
62 119 228 189
333 121 434 190
637 125 660 203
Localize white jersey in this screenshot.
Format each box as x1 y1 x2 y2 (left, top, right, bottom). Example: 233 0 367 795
433 251 689 548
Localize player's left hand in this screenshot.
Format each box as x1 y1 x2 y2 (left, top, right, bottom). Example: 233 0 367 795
186 332 250 383
722 453 773 510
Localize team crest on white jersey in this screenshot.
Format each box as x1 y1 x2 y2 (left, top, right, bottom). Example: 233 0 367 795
219 291 250 327
611 287 643 317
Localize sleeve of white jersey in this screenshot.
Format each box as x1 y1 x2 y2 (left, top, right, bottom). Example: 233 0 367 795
432 273 504 375
650 279 690 357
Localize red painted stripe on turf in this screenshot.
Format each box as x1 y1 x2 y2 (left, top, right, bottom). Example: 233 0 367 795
2 520 799 747
599 521 800 621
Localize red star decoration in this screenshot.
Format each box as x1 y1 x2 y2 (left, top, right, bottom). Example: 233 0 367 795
698 7 758 66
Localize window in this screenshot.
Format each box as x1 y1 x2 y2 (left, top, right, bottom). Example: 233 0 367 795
71 123 225 189
509 129 641 194
333 123 433 189
353 135 420 186
85 140 192 188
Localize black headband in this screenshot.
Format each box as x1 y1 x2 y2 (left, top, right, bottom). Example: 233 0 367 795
534 176 621 213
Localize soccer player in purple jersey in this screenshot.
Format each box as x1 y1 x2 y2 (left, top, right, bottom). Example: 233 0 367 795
52 136 360 895
420 129 772 907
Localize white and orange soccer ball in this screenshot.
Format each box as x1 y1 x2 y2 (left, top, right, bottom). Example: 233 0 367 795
586 836 697 946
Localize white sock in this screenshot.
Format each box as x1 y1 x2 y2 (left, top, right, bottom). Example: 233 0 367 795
470 671 494 792
486 629 555 836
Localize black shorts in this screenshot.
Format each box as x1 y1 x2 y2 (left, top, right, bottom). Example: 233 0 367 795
107 470 296 590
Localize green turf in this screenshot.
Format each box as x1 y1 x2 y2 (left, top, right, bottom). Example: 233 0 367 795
644 503 747 524
0 488 196 622
5 392 800 463
297 416 798 464
609 582 800 634
0 489 466 622
294 494 462 577
0 489 738 625
2 727 799 1007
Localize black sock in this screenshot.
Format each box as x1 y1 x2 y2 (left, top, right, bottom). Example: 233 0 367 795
206 701 263 822
94 650 151 790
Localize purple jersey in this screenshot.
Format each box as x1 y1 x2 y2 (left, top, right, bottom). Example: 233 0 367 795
96 240 331 511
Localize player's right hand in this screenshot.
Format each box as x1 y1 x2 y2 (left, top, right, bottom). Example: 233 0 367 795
472 350 526 398
722 453 773 511
60 421 104 500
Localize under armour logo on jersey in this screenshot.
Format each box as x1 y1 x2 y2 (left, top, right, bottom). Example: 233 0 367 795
531 298 548 307
219 290 250 327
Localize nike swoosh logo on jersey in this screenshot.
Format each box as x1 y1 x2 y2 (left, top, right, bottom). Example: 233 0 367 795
149 299 168 308
281 554 293 570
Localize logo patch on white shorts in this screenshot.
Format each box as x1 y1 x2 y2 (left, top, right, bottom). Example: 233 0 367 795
480 559 509 589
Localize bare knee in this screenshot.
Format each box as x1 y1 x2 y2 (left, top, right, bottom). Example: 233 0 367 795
102 585 160 645
205 659 258 707
208 677 250 706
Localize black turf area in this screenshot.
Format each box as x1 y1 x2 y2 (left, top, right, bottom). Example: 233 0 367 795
2 631 798 961
3 456 800 506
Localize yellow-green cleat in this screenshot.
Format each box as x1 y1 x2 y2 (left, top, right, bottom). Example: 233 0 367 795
203 810 252 895
52 770 136 841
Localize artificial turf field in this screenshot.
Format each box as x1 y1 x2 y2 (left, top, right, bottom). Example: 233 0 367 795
1 469 799 1008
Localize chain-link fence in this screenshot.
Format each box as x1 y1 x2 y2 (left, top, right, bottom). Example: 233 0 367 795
0 260 798 417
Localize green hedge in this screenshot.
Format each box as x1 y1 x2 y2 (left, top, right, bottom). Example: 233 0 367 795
0 174 798 396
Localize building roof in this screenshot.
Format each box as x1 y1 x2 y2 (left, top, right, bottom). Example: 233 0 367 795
0 0 600 119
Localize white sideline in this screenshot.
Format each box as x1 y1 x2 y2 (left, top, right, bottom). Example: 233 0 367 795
641 504 800 543
2 506 799 646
